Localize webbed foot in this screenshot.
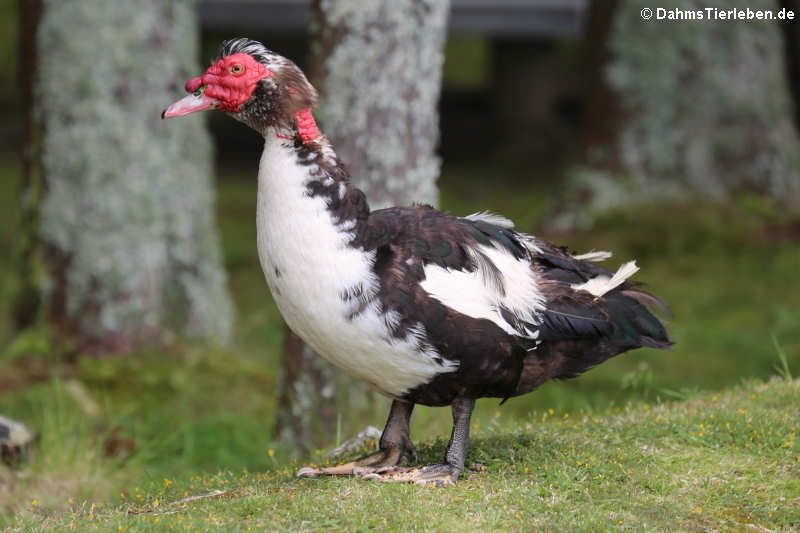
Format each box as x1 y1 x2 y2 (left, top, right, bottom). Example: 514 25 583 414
361 463 461 486
296 443 416 478
361 397 476 487
297 400 416 478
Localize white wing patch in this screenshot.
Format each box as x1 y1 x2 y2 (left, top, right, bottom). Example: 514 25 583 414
571 260 639 297
571 250 613 262
420 243 544 338
463 211 515 229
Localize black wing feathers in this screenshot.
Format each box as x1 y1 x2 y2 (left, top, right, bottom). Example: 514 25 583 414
538 307 613 341
465 219 528 259
535 244 670 349
364 205 670 351
364 206 525 271
535 243 615 285
603 292 671 349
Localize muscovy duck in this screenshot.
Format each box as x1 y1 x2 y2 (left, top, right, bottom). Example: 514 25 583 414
163 38 671 486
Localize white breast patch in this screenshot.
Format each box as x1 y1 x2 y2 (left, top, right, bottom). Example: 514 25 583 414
256 136 457 397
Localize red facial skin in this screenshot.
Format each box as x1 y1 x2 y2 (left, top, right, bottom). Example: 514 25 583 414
179 53 320 143
186 53 273 112
294 108 319 143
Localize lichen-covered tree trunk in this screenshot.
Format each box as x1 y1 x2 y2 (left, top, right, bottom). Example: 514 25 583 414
13 0 44 331
579 0 623 168
311 0 448 208
274 0 449 452
779 0 800 129
20 0 233 353
558 0 800 228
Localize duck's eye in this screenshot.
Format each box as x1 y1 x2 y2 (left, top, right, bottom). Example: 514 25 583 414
230 64 245 76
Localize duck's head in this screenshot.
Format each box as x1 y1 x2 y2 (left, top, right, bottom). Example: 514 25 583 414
163 38 319 140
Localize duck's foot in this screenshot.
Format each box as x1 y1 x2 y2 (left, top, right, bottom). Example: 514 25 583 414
296 444 417 478
361 463 461 486
362 398 475 487
296 400 416 479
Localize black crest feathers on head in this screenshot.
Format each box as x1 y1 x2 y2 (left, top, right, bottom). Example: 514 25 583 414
216 38 277 65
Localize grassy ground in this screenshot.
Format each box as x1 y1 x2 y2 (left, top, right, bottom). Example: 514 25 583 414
1 155 800 528
6 377 798 532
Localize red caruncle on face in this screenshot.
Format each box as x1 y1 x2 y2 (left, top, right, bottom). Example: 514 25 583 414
185 53 273 112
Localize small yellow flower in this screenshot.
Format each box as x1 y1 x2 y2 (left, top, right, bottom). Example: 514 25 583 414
268 449 275 457
164 478 173 487
31 499 38 507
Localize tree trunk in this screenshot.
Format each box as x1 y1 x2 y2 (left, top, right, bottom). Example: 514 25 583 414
13 0 44 330
557 0 800 229
273 0 449 453
779 0 800 130
311 0 448 209
21 0 233 353
273 326 339 451
579 0 623 168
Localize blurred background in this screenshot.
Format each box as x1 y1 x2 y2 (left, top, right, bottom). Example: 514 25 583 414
1 0 799 519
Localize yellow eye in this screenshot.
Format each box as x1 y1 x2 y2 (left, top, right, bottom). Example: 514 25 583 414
230 64 244 76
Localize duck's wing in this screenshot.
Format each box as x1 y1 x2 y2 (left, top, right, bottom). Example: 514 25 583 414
365 206 669 350
363 206 545 340
530 238 671 350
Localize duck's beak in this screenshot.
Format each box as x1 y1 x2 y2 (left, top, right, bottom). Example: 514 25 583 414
162 89 220 119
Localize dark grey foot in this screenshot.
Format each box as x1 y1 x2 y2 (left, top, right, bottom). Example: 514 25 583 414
296 445 415 477
362 463 462 486
297 400 416 478
364 397 476 487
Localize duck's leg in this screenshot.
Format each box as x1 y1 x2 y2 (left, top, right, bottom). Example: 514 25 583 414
363 397 475 486
296 400 416 477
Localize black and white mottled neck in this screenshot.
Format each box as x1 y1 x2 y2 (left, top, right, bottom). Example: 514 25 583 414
255 131 453 397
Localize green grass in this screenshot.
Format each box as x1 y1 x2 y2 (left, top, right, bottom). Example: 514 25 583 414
1 155 800 528
6 377 798 532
